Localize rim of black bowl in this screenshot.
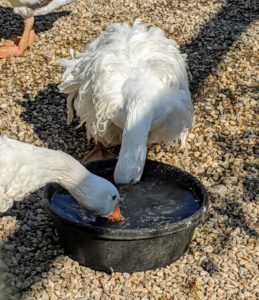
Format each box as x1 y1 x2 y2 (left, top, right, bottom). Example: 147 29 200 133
43 159 208 240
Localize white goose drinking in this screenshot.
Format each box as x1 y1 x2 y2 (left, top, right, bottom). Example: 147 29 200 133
0 0 77 58
0 136 123 220
59 20 193 185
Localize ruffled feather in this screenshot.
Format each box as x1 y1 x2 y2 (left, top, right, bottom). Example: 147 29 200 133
58 20 193 148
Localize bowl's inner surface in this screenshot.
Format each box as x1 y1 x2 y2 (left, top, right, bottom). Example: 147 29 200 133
49 163 202 230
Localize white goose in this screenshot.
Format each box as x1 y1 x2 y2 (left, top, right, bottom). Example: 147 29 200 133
0 0 77 58
0 136 123 220
59 20 193 184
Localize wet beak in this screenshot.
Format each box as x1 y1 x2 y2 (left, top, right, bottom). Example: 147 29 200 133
108 205 124 222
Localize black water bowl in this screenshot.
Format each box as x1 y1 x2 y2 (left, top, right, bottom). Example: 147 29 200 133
43 159 208 273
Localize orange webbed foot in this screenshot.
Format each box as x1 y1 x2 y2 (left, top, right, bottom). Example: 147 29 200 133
0 17 36 58
83 143 116 163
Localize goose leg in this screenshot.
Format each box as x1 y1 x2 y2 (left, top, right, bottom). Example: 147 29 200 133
83 142 116 163
0 17 37 58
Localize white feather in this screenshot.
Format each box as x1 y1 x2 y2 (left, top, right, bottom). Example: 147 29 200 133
0 136 120 217
59 20 193 184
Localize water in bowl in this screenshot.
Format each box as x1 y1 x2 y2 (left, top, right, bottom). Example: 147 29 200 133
49 173 201 230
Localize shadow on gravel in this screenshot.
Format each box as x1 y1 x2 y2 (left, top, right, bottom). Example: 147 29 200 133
243 162 259 203
20 84 91 161
183 0 258 97
0 194 63 300
214 200 258 238
0 7 70 40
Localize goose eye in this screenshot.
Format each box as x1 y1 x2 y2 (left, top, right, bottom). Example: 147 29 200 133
112 195 117 201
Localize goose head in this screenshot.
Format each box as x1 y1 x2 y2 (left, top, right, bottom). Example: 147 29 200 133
71 173 121 218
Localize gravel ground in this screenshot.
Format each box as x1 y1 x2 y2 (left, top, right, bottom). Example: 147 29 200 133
0 0 258 299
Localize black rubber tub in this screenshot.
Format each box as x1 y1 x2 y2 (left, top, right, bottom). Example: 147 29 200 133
43 159 208 273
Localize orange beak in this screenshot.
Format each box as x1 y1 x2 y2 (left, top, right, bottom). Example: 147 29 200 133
108 205 124 222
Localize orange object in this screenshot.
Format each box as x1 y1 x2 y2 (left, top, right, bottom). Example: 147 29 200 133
108 205 124 222
83 142 115 163
0 17 36 58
